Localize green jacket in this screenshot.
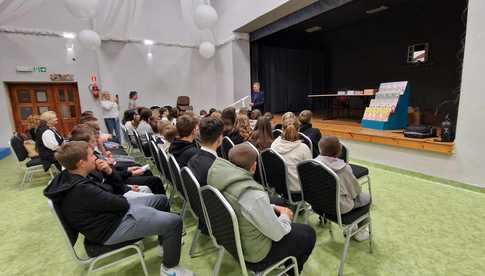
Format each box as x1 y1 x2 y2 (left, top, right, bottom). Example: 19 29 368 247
207 158 272 263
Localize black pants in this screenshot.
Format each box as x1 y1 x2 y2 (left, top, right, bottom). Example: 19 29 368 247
125 176 166 195
246 223 316 275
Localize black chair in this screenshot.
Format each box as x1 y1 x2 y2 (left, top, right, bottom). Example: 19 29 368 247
339 143 372 194
149 140 163 178
47 199 148 275
297 160 373 276
120 125 133 154
200 186 299 276
272 129 282 140
157 145 176 200
180 167 218 258
167 154 188 213
132 129 151 161
9 135 54 188
298 132 313 154
244 142 267 189
220 136 235 159
259 148 304 222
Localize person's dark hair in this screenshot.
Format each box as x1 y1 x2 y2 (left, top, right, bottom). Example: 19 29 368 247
298 110 313 124
199 116 224 145
199 109 207 116
168 108 178 121
79 115 98 124
250 117 273 151
228 143 257 171
129 91 138 99
250 109 262 120
139 108 152 122
160 107 168 116
319 136 342 157
176 114 199 138
81 111 94 117
208 108 217 116
221 107 237 132
55 141 90 170
263 112 273 120
70 124 95 142
150 105 161 110
122 109 136 124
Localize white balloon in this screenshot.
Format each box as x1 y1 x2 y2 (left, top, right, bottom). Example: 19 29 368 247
199 42 215 59
64 0 99 19
194 4 218 29
77 30 101 50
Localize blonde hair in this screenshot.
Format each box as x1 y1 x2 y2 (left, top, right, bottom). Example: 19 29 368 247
26 115 40 129
281 112 296 122
235 115 252 141
40 111 57 126
282 116 300 142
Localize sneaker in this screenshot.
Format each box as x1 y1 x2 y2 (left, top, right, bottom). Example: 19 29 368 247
160 265 194 276
353 227 369 242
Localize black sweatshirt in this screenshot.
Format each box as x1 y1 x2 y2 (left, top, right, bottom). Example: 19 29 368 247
44 170 129 244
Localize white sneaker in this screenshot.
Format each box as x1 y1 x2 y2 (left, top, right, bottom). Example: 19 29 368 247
353 227 369 242
160 265 194 276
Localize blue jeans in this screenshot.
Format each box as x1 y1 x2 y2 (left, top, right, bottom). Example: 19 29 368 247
104 118 121 143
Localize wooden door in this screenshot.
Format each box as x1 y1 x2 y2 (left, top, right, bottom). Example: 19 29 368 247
8 83 81 136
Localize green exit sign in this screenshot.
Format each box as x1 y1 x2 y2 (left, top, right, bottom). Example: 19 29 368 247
33 66 47 72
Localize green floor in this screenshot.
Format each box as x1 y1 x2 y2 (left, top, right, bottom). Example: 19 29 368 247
1 154 484 276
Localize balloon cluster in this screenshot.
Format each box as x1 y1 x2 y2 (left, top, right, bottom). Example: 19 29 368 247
194 4 218 59
64 0 101 50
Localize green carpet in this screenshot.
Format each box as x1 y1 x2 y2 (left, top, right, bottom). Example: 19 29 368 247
1 154 484 276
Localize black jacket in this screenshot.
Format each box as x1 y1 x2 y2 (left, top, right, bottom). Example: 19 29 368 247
169 139 199 168
299 123 322 157
44 170 129 244
187 150 217 187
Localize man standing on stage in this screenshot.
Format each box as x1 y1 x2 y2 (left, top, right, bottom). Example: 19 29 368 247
250 82 265 112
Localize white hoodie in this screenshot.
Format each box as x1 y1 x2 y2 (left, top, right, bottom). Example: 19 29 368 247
315 155 362 214
271 136 312 192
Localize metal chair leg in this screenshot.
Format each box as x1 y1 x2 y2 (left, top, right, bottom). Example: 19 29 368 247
212 246 225 276
338 228 352 276
20 171 28 189
189 229 201 257
134 246 149 276
368 218 373 253
293 202 302 222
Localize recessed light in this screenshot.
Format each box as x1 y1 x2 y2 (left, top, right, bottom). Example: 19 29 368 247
365 5 389 14
62 32 76 39
305 26 322 33
143 39 154 45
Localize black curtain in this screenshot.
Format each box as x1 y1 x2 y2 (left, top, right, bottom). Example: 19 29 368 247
253 45 325 113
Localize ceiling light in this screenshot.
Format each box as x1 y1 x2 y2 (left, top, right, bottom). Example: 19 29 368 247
143 39 154 45
62 32 76 39
305 26 322 33
365 5 389 14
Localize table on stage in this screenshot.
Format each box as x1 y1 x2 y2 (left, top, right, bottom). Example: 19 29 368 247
307 93 375 119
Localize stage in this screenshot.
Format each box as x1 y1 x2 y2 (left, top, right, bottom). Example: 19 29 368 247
273 116 454 154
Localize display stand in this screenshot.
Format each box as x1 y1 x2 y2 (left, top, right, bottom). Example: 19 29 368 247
361 81 410 130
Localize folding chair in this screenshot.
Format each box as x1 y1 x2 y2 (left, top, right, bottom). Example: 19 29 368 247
132 130 151 162
339 143 372 195
259 148 304 222
47 199 148 276
200 186 299 276
120 124 133 154
297 160 373 276
244 142 267 189
298 132 313 154
180 167 218 258
167 154 189 218
220 136 235 159
9 138 53 188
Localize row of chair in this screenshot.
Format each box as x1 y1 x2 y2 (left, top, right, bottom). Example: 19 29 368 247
221 134 374 276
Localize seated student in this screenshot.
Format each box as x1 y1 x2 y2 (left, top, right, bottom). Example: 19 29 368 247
221 107 244 145
235 114 252 141
187 116 223 187
271 113 312 199
315 136 371 241
70 124 166 195
43 141 193 275
122 109 140 146
36 111 64 171
199 109 207 118
136 108 154 144
298 110 322 157
264 112 276 130
169 114 200 168
207 143 316 275
155 120 177 153
249 117 273 152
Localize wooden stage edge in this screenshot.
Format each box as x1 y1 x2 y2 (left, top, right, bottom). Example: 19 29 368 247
273 115 454 155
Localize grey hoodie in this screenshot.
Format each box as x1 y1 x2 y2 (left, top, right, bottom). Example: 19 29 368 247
271 137 312 192
315 155 362 214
